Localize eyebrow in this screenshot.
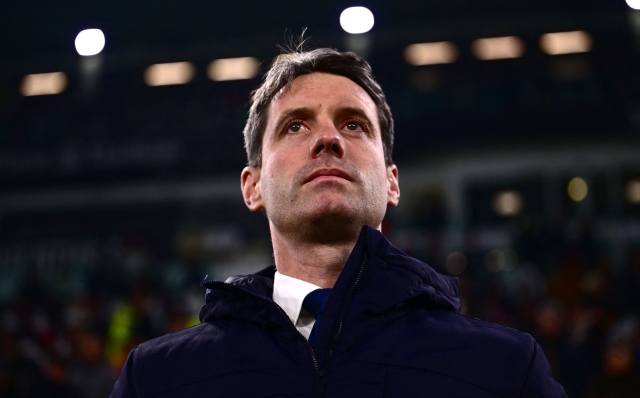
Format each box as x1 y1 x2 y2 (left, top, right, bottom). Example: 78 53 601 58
271 106 377 136
335 107 376 130
272 107 315 136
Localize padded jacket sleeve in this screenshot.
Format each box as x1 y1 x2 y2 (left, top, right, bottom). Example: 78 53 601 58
109 348 138 398
520 341 567 398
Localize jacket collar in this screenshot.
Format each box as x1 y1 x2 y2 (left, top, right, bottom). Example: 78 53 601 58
199 225 459 327
359 225 460 314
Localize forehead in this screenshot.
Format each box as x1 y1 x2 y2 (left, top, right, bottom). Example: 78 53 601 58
266 72 379 126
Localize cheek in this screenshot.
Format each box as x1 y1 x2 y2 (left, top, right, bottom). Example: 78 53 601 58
360 161 389 197
362 148 388 178
268 143 307 175
260 157 291 196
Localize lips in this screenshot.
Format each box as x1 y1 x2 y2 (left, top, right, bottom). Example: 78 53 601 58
305 168 353 183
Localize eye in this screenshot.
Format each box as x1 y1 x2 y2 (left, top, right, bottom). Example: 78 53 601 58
344 120 366 132
286 120 307 134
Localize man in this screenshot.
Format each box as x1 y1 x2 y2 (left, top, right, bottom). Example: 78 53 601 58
111 48 567 397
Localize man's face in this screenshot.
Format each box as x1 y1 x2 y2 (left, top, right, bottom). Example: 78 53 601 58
241 72 399 241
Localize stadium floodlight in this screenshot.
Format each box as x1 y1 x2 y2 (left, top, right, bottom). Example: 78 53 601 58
207 57 260 81
340 7 374 34
404 42 459 65
471 36 525 60
627 0 640 10
144 62 196 86
540 31 593 55
20 72 68 96
75 29 105 56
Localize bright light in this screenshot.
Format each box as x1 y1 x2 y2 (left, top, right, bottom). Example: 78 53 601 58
627 0 640 10
625 179 640 205
492 190 524 217
567 177 588 202
540 31 593 55
471 36 525 60
143 62 196 86
445 252 467 275
404 42 459 66
75 29 105 56
20 72 67 96
207 57 260 81
340 7 374 34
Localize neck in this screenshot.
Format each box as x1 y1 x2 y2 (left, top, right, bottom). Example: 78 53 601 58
270 224 365 288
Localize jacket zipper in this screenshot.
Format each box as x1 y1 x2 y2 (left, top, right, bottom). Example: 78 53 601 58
202 252 368 397
327 253 368 360
314 253 368 398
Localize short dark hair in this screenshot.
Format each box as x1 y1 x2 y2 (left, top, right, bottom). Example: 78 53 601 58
243 48 394 167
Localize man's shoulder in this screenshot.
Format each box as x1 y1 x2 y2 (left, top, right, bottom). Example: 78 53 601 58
432 310 532 338
356 308 538 377
410 308 536 354
134 319 270 360
368 308 535 357
350 309 546 397
122 320 294 397
135 322 208 356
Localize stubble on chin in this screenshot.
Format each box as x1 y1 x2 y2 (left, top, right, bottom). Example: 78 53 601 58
300 195 366 244
267 186 361 245
270 184 385 246
264 156 387 245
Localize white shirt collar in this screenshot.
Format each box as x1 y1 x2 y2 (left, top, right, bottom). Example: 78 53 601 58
273 271 321 325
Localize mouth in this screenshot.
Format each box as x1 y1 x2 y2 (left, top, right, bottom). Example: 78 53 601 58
305 168 353 183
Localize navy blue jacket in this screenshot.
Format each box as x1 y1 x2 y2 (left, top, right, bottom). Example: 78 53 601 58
111 226 566 397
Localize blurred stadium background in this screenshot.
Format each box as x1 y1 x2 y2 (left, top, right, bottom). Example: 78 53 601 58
2 1 640 397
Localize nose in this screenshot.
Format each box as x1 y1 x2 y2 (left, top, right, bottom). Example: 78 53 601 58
310 124 344 159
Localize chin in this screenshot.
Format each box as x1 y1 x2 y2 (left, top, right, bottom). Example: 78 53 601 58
306 197 354 219
306 216 362 244
309 206 380 235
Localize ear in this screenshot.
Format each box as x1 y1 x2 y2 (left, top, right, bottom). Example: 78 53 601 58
241 166 263 212
386 165 400 207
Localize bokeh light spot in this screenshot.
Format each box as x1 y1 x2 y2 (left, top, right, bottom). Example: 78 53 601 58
207 57 259 81
143 62 196 86
567 177 588 202
340 7 374 34
540 31 593 55
502 249 519 271
20 72 67 96
625 179 640 205
492 190 524 217
404 42 459 65
471 36 525 60
75 29 105 56
484 249 506 273
445 252 467 275
627 0 640 10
